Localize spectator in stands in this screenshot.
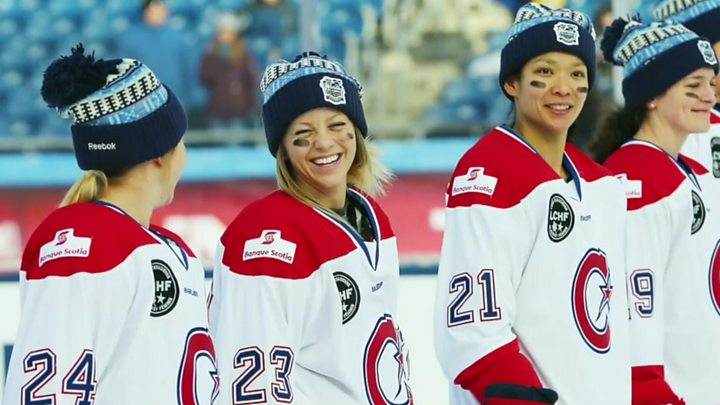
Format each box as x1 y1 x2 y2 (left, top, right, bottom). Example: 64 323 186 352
199 12 260 130
116 0 193 108
241 0 298 62
572 2 617 150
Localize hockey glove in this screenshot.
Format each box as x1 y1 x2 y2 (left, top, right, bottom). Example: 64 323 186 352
484 383 558 405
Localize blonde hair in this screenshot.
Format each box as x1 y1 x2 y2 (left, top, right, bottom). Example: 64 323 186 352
60 170 109 207
276 128 393 213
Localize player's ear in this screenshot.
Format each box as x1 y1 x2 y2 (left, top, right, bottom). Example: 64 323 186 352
503 77 520 98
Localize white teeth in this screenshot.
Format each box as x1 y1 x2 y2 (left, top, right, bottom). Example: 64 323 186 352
549 105 571 111
313 155 340 165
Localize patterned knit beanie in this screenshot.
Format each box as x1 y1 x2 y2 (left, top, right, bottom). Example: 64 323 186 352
500 2 597 99
260 51 366 157
655 0 720 44
41 43 187 171
601 16 719 106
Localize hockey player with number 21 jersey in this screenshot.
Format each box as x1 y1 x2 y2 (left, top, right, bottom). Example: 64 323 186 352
209 52 412 404
2 45 219 404
434 4 630 405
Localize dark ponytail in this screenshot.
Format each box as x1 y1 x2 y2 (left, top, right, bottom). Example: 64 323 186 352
588 104 646 163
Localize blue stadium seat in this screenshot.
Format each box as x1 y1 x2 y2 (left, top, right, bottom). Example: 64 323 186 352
441 77 498 105
37 115 69 137
322 5 363 36
0 17 21 41
423 102 484 127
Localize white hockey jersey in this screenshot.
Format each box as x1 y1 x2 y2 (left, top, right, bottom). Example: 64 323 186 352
680 107 720 177
605 140 720 405
2 202 218 405
434 125 631 405
209 189 412 404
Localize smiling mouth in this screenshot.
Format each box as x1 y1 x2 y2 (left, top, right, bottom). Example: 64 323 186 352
312 154 341 166
547 104 571 111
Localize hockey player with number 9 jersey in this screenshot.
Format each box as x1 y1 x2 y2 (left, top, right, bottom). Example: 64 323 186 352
2 46 218 404
592 14 720 405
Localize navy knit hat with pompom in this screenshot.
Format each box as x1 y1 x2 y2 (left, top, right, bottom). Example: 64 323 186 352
500 3 597 99
41 44 187 171
655 0 720 44
260 51 366 157
601 16 718 106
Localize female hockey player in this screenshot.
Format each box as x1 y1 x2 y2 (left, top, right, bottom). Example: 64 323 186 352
209 51 412 404
655 0 720 172
591 16 720 405
2 45 218 403
433 3 631 404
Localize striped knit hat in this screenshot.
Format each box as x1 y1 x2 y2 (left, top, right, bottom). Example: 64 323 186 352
260 51 366 157
41 44 186 171
655 0 720 44
601 16 718 106
500 2 596 98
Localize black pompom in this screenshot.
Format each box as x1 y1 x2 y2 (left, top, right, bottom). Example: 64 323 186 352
40 43 122 108
601 16 641 66
292 51 326 62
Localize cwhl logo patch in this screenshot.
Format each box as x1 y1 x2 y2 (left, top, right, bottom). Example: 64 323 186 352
151 259 179 317
711 137 720 178
334 271 361 324
698 40 718 66
243 230 296 264
451 167 497 197
319 76 346 105
547 194 574 242
38 228 91 267
553 22 580 46
692 190 706 234
615 173 642 199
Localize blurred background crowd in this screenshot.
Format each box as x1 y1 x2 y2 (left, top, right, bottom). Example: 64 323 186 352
0 0 656 151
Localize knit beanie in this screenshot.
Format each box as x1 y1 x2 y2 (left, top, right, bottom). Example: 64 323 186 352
655 0 720 44
41 43 187 172
500 2 597 99
260 51 366 157
601 16 719 106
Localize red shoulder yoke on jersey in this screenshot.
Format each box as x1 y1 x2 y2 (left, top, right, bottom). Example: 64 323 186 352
448 127 614 210
604 143 688 211
21 202 160 279
221 191 393 280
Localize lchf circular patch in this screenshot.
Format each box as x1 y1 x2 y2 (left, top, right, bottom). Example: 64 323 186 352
692 190 706 234
151 259 179 317
334 271 360 324
547 193 574 242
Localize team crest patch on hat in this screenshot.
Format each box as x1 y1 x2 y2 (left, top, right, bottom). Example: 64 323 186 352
319 76 346 105
243 230 296 264
554 22 580 46
698 40 718 65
